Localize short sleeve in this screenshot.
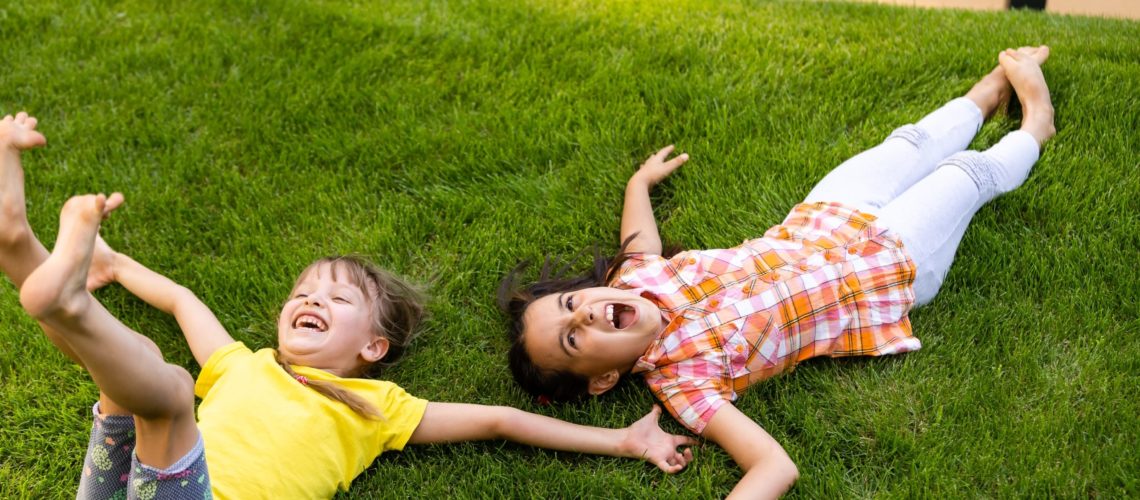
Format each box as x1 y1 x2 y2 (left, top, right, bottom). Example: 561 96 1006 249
647 374 733 434
194 341 252 398
373 384 429 452
610 253 669 289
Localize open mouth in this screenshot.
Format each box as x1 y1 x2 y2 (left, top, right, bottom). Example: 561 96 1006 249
605 303 638 330
293 314 328 333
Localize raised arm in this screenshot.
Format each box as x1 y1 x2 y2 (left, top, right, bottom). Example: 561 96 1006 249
89 236 233 366
620 145 689 255
408 402 695 473
702 404 799 499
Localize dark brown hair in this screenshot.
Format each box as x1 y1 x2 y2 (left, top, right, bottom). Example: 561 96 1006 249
278 255 425 419
498 236 672 403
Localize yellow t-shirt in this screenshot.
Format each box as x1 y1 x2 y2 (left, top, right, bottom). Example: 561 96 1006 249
194 342 428 499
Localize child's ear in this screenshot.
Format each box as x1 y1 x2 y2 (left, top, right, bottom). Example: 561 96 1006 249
587 370 620 396
361 336 390 363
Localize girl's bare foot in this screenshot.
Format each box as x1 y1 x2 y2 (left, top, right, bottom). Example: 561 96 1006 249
0 112 46 152
999 46 1056 147
20 194 118 321
0 112 46 248
965 45 1050 119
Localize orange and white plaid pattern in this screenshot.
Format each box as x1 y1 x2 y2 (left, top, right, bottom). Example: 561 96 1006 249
615 202 920 434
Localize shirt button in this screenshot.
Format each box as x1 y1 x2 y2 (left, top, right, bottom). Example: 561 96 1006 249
848 247 858 255
708 299 719 308
769 272 780 280
798 263 810 271
687 257 697 265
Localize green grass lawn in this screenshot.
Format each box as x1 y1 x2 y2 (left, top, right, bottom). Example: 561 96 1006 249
1 0 1137 497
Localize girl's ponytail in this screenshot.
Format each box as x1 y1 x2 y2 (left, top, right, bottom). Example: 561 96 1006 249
275 351 385 420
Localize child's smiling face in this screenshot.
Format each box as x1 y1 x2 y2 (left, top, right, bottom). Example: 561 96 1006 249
522 286 663 393
276 262 389 377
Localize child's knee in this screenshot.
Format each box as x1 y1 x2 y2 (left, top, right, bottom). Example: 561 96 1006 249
169 365 196 407
0 212 31 248
887 124 931 150
136 334 163 358
941 132 1038 203
137 364 196 421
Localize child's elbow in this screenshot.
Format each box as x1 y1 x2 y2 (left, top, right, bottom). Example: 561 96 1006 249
486 406 518 440
778 455 800 490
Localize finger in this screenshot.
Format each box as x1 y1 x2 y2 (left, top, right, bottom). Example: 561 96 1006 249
650 405 662 418
664 152 689 169
654 457 680 474
675 435 698 447
2 115 12 123
26 116 37 129
683 447 693 462
653 145 675 160
16 111 27 123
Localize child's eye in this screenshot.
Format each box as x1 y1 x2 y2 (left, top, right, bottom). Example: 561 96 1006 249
566 296 575 310
294 293 308 299
333 297 349 304
567 329 577 348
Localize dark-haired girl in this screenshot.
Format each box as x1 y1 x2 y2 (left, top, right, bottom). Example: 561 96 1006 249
501 47 1055 498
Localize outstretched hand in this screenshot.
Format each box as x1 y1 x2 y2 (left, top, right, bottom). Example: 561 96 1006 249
623 405 696 474
86 193 125 292
0 112 47 151
632 145 689 188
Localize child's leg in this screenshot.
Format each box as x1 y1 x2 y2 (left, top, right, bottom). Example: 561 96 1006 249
18 194 201 470
876 131 1039 304
876 49 1054 305
0 114 152 418
77 403 136 499
803 47 1048 212
77 402 212 500
801 99 984 212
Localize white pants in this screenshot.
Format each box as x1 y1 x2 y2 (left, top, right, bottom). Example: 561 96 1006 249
803 98 1040 306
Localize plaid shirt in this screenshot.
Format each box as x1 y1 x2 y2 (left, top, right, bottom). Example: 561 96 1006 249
613 202 920 434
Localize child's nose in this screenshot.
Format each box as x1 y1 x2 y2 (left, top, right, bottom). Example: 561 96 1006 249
572 306 595 325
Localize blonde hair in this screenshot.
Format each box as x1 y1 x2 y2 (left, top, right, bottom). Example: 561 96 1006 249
276 255 426 419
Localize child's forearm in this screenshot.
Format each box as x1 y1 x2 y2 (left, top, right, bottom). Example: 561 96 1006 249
706 405 799 498
410 403 692 473
495 407 639 458
620 178 664 255
111 253 192 314
109 252 233 365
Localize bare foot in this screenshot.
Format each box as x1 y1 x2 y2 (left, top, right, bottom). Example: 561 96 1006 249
20 194 118 321
86 234 120 291
999 46 1056 147
965 46 1050 119
83 192 124 291
0 112 46 248
0 112 47 152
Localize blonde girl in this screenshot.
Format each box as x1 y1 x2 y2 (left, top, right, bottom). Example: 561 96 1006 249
0 113 694 498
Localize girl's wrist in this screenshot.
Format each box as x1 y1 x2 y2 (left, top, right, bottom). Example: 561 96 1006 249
627 175 652 191
616 427 640 459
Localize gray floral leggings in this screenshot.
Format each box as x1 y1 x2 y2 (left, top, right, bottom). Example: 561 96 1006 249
76 403 212 500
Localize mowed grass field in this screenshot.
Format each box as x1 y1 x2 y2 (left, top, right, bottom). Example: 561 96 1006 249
1 0 1137 497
